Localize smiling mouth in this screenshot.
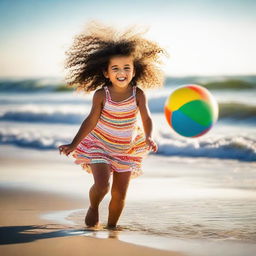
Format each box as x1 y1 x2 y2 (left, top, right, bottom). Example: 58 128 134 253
117 78 126 81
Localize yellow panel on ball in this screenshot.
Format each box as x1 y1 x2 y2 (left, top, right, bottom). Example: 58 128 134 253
166 87 203 111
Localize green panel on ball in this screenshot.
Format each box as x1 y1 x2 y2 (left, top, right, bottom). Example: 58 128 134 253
179 100 213 126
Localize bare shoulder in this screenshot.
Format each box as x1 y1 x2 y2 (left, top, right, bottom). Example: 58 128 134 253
92 87 105 105
136 87 147 105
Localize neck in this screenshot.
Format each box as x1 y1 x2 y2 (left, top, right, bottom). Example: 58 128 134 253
109 83 132 93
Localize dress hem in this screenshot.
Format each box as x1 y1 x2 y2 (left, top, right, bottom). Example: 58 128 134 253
71 151 146 179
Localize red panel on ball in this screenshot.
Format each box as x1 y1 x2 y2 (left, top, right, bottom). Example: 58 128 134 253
187 85 209 101
164 107 172 127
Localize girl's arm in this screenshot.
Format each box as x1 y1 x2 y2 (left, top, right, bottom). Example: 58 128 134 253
70 89 104 148
137 88 158 152
59 89 104 156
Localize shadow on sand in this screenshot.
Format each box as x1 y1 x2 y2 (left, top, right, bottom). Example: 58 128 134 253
0 224 121 245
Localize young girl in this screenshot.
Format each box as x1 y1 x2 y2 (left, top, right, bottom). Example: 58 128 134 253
58 20 168 230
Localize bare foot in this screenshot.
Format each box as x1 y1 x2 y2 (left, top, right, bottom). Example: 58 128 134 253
106 224 117 230
85 206 99 227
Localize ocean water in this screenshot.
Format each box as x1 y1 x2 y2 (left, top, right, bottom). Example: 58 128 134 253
1 76 256 255
0 76 255 161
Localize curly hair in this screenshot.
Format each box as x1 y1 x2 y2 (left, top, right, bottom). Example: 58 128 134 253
64 20 169 93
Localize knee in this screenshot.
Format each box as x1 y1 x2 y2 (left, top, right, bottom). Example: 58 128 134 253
94 182 110 195
111 189 126 202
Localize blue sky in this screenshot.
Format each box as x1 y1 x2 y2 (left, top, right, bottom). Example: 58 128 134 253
0 0 256 78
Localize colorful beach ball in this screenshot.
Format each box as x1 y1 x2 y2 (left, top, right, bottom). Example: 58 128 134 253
164 84 218 138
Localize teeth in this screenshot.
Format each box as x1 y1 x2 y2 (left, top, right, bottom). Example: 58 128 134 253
117 78 126 81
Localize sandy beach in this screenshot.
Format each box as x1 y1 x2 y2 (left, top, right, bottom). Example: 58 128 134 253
0 188 183 256
0 145 183 256
1 145 256 256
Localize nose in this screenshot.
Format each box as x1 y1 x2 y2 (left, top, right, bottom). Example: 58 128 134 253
117 69 125 75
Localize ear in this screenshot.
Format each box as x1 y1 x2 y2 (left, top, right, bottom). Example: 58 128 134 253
132 70 136 77
103 70 108 78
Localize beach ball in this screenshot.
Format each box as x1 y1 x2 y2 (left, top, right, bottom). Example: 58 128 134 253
164 84 218 138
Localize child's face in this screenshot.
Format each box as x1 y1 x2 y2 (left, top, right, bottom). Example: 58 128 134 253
103 55 135 88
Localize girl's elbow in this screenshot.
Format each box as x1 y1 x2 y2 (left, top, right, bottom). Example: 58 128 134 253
90 115 101 127
146 115 153 122
143 116 153 125
82 115 97 128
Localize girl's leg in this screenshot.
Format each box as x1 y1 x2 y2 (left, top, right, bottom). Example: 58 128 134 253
107 170 132 228
85 163 111 227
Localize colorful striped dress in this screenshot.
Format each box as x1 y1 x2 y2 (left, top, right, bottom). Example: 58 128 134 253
71 85 150 178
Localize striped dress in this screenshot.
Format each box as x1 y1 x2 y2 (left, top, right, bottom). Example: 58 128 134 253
71 85 150 178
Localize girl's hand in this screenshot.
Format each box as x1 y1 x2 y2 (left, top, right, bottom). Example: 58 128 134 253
58 143 77 156
145 137 158 152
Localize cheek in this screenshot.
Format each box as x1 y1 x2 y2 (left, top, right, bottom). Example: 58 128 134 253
109 71 116 77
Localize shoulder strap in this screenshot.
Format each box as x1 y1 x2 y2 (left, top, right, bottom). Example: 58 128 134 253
103 86 110 101
132 85 137 97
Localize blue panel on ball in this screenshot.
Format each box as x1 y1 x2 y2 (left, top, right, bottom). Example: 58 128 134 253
172 110 209 137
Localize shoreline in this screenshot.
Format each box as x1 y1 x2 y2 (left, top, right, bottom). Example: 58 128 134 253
0 145 183 255
0 186 183 256
1 144 256 256
40 206 256 256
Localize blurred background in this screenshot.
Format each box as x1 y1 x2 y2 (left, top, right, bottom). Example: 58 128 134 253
1 1 256 251
0 0 255 161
